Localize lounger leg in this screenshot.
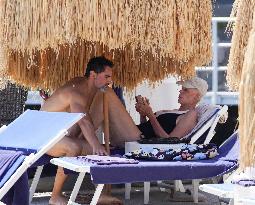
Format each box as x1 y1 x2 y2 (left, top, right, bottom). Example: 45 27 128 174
90 184 104 205
192 179 200 203
229 198 234 205
179 180 185 192
125 183 131 199
144 182 150 204
157 181 166 192
29 165 44 203
68 172 86 205
174 180 185 192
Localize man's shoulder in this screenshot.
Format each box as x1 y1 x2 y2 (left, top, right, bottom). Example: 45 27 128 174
59 77 85 92
63 77 85 87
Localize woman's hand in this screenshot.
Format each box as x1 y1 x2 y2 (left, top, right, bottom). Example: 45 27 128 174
135 96 153 117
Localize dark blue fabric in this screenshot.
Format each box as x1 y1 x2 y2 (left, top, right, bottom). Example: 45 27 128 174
89 158 237 184
1 154 54 205
0 150 29 205
217 131 239 162
28 155 55 179
1 172 29 205
113 86 125 107
137 113 182 139
31 154 52 167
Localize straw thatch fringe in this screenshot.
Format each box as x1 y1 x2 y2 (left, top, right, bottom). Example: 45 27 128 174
1 0 212 90
239 13 255 169
0 44 8 90
0 0 8 89
7 40 197 91
227 0 255 91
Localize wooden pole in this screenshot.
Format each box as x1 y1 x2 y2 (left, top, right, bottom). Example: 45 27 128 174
103 91 110 154
103 91 111 194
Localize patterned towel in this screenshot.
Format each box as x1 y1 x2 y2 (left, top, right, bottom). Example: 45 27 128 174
76 155 139 165
125 143 218 161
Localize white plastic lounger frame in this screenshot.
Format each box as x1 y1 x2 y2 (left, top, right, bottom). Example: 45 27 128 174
0 110 84 202
200 179 255 205
125 105 228 204
50 157 104 205
238 198 255 205
199 183 234 205
0 133 66 200
190 105 228 144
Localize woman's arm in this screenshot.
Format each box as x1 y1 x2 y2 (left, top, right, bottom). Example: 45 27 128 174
139 100 198 138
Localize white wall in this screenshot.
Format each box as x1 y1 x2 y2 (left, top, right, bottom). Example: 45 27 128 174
124 77 180 124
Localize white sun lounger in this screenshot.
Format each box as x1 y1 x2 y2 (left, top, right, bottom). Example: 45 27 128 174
0 110 84 204
200 167 255 205
125 104 228 204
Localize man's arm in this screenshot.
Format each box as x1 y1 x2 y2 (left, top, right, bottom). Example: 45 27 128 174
70 101 108 155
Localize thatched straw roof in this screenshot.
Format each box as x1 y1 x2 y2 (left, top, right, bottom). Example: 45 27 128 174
0 0 212 90
228 0 255 169
227 0 255 91
239 27 255 169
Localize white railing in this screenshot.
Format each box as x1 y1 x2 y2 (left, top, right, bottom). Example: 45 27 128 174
198 17 237 105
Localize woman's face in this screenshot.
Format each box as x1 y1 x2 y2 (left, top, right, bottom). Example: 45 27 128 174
178 86 200 105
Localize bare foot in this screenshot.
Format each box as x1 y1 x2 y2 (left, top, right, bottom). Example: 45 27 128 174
97 194 123 205
49 194 68 205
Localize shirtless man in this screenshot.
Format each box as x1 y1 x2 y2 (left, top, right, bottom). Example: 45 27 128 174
41 56 142 205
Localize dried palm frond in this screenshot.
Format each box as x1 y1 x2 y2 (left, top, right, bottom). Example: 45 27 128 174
227 0 255 91
0 0 212 90
239 15 255 169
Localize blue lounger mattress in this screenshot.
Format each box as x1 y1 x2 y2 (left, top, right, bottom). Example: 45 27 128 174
59 132 239 184
60 154 237 184
90 158 237 184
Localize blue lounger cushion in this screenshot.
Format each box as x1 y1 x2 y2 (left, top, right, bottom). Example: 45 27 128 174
62 132 238 184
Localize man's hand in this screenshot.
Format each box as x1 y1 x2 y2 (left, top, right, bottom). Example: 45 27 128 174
92 143 108 156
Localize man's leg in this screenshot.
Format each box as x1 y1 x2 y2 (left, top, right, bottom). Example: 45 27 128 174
76 137 123 205
47 136 83 205
90 88 141 147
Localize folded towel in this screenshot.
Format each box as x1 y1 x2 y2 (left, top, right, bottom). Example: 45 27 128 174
76 155 139 165
0 149 29 205
0 150 24 182
232 179 255 187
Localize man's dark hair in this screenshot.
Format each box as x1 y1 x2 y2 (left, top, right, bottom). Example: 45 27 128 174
84 56 114 77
